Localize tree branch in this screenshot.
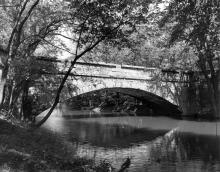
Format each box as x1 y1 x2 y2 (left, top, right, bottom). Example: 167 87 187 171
7 0 30 51
52 33 78 42
34 21 123 128
16 0 40 45
42 39 76 56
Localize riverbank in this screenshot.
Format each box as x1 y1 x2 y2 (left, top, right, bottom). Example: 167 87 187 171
0 118 91 171
0 115 118 172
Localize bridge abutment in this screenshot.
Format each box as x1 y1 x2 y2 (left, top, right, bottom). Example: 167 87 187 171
179 80 220 118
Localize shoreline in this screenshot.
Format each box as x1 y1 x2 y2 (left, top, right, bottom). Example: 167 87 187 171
41 108 220 122
0 116 108 172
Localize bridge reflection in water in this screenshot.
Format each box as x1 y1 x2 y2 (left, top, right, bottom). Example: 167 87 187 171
41 116 220 172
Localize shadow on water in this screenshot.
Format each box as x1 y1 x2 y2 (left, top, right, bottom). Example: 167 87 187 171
41 116 220 172
62 121 168 148
40 116 178 147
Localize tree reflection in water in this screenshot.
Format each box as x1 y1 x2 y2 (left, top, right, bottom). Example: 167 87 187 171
146 130 220 172
42 117 220 172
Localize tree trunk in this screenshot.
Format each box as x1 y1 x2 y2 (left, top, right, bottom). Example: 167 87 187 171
22 80 30 120
5 79 24 117
205 76 219 118
0 64 9 108
34 64 75 127
212 77 219 118
8 82 15 110
3 80 14 110
198 53 219 118
8 89 22 117
34 37 106 128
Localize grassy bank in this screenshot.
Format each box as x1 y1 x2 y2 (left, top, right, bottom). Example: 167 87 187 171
0 116 116 172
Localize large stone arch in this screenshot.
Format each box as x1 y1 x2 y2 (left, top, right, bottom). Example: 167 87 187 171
69 77 176 104
64 87 182 117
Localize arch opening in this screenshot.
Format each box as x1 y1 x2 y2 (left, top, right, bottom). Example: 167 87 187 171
61 87 182 118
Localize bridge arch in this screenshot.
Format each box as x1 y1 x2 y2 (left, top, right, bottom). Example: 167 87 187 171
63 87 182 117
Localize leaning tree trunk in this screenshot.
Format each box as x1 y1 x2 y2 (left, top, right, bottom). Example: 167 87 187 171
34 64 75 127
34 36 105 128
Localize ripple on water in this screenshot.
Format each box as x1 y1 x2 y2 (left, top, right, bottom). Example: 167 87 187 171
41 116 220 172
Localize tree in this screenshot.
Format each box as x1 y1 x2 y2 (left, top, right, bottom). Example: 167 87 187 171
32 0 154 127
0 0 154 125
0 0 75 118
0 0 51 106
160 0 220 117
84 2 198 108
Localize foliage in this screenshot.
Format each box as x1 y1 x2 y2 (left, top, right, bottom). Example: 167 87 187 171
0 0 70 118
82 2 198 107
94 160 114 172
84 0 198 70
34 0 156 127
160 0 220 116
2 0 197 123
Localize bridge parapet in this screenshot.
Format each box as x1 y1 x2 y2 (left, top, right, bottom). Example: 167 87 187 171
37 57 193 83
72 63 157 81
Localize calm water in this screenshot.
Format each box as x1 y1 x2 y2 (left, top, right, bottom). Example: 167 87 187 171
42 115 220 172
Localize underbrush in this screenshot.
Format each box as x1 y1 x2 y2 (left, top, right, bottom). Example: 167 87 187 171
0 117 95 171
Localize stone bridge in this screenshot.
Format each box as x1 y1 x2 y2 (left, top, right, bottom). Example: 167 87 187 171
48 60 191 104
1 57 209 117
36 58 213 117
55 60 215 117
39 59 211 117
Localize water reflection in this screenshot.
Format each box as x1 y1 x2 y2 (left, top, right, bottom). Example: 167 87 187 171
42 116 220 172
44 118 168 148
144 130 220 172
